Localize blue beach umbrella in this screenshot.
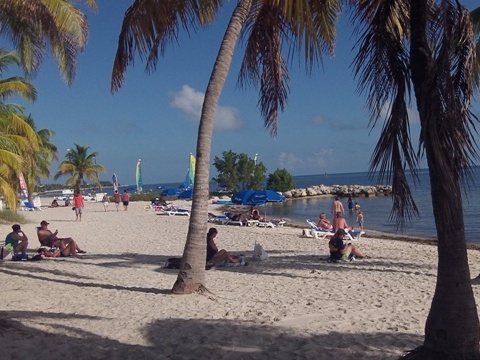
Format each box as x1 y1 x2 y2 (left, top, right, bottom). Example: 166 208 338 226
161 188 180 197
231 189 285 206
178 188 193 199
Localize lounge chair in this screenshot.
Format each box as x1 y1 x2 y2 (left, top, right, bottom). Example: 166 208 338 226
157 204 190 216
21 201 42 211
306 219 364 241
208 213 229 224
306 219 335 239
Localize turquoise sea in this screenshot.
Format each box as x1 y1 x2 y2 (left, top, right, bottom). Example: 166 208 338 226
47 167 480 243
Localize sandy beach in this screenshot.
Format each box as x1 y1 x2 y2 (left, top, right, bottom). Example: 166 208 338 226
1 198 480 359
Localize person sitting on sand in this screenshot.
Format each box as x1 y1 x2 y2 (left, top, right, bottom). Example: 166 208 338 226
328 229 365 262
206 227 241 265
50 198 59 208
5 224 29 255
37 220 86 257
317 212 333 231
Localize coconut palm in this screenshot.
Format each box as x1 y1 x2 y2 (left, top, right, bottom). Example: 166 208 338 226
54 143 105 193
0 0 97 84
22 115 58 202
112 0 339 294
0 50 38 210
350 0 479 357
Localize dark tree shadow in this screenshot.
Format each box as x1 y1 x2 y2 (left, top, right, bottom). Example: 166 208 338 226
0 311 420 359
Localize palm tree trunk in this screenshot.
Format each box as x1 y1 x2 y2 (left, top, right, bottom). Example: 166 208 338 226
404 1 480 357
172 0 253 294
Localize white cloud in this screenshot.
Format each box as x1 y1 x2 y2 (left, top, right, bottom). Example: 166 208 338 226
170 85 242 131
277 149 333 174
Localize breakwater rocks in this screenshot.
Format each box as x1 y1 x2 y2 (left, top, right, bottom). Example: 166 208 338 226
283 184 392 199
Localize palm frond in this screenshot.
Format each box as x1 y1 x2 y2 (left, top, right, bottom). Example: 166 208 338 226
111 0 222 92
350 0 419 228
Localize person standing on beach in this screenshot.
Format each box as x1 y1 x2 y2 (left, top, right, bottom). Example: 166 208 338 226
73 192 84 221
347 196 354 212
357 210 364 231
121 190 130 210
102 193 110 212
331 196 344 217
113 190 121 211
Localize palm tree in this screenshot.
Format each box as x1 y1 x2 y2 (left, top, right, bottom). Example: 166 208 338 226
0 50 38 210
0 0 97 84
22 115 58 202
112 0 339 294
351 0 479 357
54 143 105 193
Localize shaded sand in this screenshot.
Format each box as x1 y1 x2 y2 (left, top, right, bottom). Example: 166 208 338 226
1 199 480 359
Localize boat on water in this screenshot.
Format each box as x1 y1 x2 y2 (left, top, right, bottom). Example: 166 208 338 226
62 189 74 195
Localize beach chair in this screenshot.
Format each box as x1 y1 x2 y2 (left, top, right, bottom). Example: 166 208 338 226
21 201 42 211
157 204 190 216
208 213 229 225
306 219 335 239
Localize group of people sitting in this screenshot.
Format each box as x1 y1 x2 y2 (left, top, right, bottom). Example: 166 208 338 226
317 209 366 262
2 220 86 260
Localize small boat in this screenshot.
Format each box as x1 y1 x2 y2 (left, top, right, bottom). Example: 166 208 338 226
62 189 74 195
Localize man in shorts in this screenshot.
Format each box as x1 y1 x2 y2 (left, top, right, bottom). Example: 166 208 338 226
121 190 130 211
73 192 84 221
113 190 121 211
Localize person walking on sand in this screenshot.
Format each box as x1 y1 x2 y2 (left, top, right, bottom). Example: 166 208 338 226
121 190 130 211
331 196 344 217
102 193 109 212
73 192 84 221
113 190 121 211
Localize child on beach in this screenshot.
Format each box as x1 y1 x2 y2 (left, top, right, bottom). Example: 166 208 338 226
357 210 364 231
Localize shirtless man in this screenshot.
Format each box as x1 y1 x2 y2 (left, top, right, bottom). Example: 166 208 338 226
37 220 86 257
331 196 345 217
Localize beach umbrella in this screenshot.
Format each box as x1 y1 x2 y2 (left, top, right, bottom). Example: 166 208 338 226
178 188 193 199
231 189 285 206
161 188 180 197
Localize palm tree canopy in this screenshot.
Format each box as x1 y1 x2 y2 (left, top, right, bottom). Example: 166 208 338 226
0 0 97 84
111 0 222 92
54 143 106 191
351 0 478 229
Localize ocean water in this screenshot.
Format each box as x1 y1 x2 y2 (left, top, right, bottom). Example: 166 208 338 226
267 169 480 243
45 168 480 243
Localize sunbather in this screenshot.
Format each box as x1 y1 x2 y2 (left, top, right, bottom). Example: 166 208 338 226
328 229 365 262
206 227 241 265
317 213 333 231
37 220 86 257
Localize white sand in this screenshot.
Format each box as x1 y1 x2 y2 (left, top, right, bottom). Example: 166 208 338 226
1 199 480 359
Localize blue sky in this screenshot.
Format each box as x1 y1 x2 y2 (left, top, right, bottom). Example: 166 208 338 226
10 0 480 186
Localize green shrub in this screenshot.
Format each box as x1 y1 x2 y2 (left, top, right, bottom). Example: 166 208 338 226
266 168 295 192
0 210 27 225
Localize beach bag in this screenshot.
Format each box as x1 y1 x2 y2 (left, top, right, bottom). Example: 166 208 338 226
12 253 29 261
253 241 268 261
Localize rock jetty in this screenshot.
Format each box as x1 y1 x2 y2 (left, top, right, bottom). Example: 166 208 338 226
283 184 392 199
